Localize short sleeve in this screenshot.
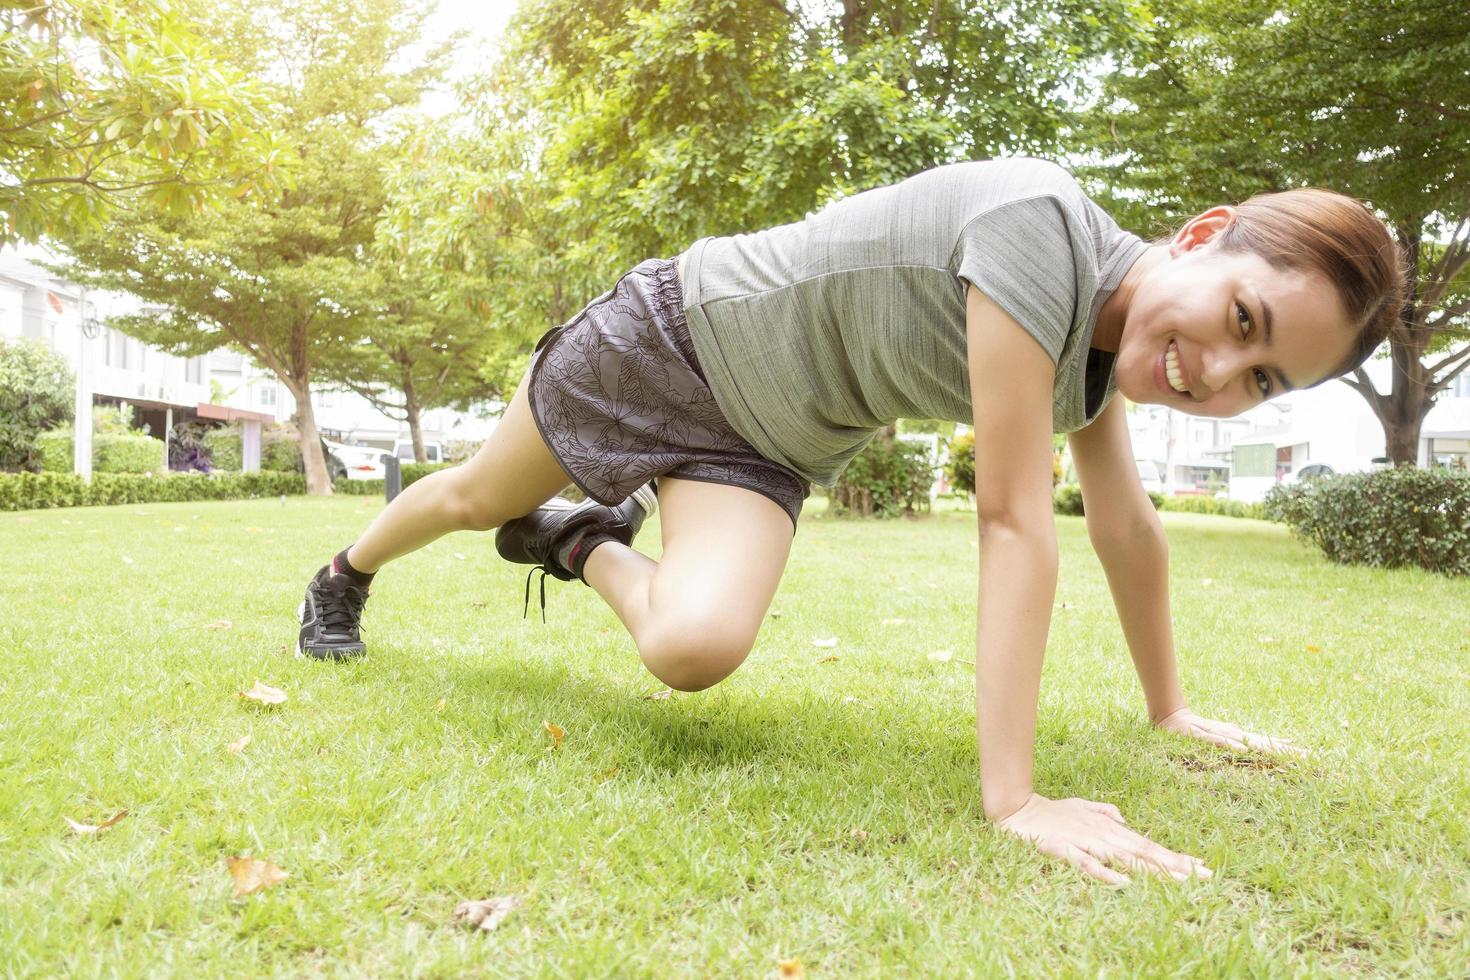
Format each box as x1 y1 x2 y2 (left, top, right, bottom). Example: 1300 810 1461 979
951 195 1083 367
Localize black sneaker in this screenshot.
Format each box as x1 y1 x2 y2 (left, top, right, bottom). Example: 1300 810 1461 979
495 481 659 620
296 564 370 661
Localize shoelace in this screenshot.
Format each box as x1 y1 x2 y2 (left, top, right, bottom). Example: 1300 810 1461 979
319 584 369 634
522 566 549 624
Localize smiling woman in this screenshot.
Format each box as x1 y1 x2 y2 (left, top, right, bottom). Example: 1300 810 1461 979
1092 189 1403 419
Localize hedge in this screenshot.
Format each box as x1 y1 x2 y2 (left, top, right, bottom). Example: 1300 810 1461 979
1053 484 1165 516
34 432 165 474
330 462 451 496
0 471 308 510
1158 495 1268 520
1263 466 1470 576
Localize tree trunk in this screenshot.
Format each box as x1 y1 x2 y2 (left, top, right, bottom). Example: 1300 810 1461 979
400 368 427 464
406 401 425 464
290 383 333 495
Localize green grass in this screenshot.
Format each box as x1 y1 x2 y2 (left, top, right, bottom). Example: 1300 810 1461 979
1 495 1467 976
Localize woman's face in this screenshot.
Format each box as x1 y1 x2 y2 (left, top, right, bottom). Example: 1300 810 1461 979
1112 206 1356 418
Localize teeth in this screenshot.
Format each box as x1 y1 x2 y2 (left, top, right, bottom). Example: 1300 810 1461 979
1165 342 1188 394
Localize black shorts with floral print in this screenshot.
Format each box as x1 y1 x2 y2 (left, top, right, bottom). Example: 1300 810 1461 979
526 256 810 533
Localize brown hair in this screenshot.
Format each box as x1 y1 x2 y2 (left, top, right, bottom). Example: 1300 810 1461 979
1167 188 1406 387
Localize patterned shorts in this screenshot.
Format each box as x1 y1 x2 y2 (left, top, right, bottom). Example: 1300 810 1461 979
526 256 810 533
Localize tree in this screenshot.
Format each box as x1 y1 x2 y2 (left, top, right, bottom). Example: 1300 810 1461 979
0 0 287 245
46 0 457 493
1070 0 1470 465
0 336 73 471
326 258 497 463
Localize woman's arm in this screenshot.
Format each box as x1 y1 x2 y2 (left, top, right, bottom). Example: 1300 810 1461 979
1067 400 1187 721
1068 402 1308 755
965 284 1209 884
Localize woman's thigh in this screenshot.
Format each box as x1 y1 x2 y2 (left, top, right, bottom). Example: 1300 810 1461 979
640 476 794 688
446 366 577 529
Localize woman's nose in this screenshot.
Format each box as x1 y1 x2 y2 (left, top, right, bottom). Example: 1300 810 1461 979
1199 346 1249 395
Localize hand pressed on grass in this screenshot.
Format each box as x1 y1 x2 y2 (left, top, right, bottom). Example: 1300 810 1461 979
996 793 1212 886
1153 706 1310 757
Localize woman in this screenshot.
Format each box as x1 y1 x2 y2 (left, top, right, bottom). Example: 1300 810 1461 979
294 157 1403 885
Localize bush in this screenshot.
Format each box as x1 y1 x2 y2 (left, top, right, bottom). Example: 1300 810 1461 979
0 470 307 511
402 462 449 487
37 430 72 472
204 425 243 473
261 424 300 472
94 433 163 473
1159 495 1267 520
0 337 74 471
329 462 450 497
1053 484 1165 517
34 430 166 474
944 431 975 496
830 435 935 518
1053 483 1085 516
1263 466 1470 576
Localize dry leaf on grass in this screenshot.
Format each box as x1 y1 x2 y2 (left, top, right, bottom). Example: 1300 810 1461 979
1306 644 1323 653
597 766 620 780
240 680 287 706
779 958 805 978
226 734 251 755
543 720 564 750
433 698 447 712
641 689 672 701
63 810 128 835
454 895 522 932
205 620 233 630
226 855 288 897
811 636 838 648
818 655 839 663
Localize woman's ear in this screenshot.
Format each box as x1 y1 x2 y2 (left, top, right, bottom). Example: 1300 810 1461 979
1169 205 1238 257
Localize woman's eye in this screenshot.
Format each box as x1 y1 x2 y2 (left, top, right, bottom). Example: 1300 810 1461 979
1236 302 1252 339
1254 368 1271 398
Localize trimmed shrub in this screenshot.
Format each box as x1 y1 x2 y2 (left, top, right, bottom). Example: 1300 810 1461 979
0 337 73 471
94 433 163 474
0 470 306 511
1263 466 1470 576
831 436 935 518
1053 484 1165 517
1159 495 1267 520
402 462 450 487
333 478 383 495
37 430 72 472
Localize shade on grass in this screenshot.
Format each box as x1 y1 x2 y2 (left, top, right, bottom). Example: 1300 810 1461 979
1 496 1466 975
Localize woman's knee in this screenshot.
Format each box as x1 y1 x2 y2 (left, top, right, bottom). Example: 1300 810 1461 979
638 615 757 692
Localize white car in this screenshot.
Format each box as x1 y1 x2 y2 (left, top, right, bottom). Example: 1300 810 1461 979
325 440 387 480
393 440 443 464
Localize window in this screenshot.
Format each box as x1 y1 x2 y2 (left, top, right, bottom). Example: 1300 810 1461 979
258 385 276 407
184 356 203 385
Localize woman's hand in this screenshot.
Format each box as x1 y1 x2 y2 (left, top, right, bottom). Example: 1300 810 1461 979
994 792 1212 886
1153 706 1310 756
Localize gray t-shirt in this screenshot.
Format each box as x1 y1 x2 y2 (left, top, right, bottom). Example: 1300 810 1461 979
677 156 1149 489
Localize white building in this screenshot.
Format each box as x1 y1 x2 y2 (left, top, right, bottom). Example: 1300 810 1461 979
1126 355 1470 501
2 244 502 472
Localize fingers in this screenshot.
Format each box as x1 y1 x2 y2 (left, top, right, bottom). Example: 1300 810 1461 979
1106 826 1212 881
1066 846 1131 886
1080 799 1128 825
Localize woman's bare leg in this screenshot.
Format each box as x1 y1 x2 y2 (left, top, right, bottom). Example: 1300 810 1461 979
345 367 574 573
581 477 794 691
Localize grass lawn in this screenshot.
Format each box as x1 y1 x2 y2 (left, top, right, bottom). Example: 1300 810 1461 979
1 493 1467 976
